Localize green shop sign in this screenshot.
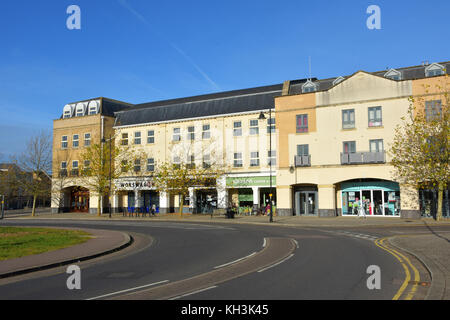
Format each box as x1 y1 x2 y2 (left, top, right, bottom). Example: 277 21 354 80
226 176 276 187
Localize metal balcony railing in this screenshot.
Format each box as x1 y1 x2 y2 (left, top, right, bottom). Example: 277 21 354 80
294 155 311 167
340 151 385 164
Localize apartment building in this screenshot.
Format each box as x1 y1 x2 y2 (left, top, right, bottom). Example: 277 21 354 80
51 61 449 218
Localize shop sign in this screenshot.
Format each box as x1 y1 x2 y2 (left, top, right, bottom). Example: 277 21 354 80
226 176 276 187
119 181 152 189
341 181 399 192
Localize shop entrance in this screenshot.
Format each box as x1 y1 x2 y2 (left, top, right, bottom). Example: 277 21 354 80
70 187 89 213
293 186 318 216
196 190 217 214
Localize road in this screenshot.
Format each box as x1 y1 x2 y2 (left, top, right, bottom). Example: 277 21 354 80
0 219 436 300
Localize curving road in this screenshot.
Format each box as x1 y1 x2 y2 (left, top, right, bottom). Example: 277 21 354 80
0 219 422 300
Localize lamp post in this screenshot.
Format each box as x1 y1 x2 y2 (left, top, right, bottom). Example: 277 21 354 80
259 109 274 223
101 135 113 218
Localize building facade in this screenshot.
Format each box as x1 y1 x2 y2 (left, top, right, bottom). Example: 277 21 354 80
51 61 449 218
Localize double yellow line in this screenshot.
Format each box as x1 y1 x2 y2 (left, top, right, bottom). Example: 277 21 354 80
374 237 420 300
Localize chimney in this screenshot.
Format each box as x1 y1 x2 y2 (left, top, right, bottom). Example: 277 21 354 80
282 80 290 96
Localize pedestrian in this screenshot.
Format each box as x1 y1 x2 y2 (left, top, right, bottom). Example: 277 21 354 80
265 201 271 216
151 204 156 216
358 199 366 219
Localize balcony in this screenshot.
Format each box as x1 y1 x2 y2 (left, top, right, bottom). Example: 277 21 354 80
294 155 311 167
340 151 385 165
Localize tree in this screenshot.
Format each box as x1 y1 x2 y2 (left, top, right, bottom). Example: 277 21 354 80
78 135 138 216
12 130 52 216
389 74 449 220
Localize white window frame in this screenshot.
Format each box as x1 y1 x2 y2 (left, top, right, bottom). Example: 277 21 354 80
202 124 210 139
84 133 91 146
250 151 260 167
233 121 242 136
134 131 141 145
249 119 259 135
147 130 155 144
72 134 79 148
233 152 243 167
173 128 181 141
61 136 68 149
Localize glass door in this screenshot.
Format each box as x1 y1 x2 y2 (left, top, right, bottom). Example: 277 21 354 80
297 191 317 215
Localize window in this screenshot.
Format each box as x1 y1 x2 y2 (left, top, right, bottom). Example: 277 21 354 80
134 159 141 172
384 69 402 80
296 114 308 133
173 156 181 169
121 133 128 146
202 124 210 139
425 63 445 77
342 109 355 129
83 160 91 175
187 126 195 140
343 141 356 154
187 155 195 169
302 80 317 93
250 152 260 167
233 153 243 167
268 150 276 166
333 76 345 86
147 158 155 172
60 162 67 177
297 144 309 156
425 100 442 121
368 106 382 127
72 134 79 148
61 136 68 149
147 130 155 144
249 120 259 135
267 118 276 134
61 161 67 169
63 109 72 119
134 131 141 145
370 139 384 153
121 160 128 173
76 107 84 117
72 160 79 176
88 103 98 115
173 128 181 141
203 154 211 168
233 121 242 136
84 133 91 146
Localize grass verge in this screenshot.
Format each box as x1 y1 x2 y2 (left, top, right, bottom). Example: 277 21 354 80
0 227 91 261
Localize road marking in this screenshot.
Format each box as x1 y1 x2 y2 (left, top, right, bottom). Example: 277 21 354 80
262 238 266 248
257 253 294 273
214 252 257 269
293 239 299 249
86 280 169 300
374 237 420 300
168 285 218 300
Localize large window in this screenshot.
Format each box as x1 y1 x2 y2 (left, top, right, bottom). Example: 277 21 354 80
342 109 355 129
61 136 68 149
296 114 308 133
368 106 382 127
233 153 243 167
147 130 155 144
72 160 79 176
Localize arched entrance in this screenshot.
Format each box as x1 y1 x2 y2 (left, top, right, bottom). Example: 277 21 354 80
69 187 90 213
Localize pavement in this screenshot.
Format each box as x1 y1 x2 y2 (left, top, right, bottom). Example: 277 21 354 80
1 210 449 299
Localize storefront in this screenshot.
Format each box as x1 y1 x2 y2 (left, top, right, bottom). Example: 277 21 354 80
70 187 89 213
420 187 449 218
293 185 318 216
226 176 276 215
195 189 217 214
341 180 400 216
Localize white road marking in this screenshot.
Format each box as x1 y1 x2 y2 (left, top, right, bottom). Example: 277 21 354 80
86 280 169 300
293 239 299 249
257 253 294 273
168 286 218 300
262 238 267 248
214 252 257 269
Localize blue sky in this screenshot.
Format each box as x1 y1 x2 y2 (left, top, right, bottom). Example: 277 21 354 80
0 0 449 160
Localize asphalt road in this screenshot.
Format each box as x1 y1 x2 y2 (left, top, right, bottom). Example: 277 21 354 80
0 219 427 300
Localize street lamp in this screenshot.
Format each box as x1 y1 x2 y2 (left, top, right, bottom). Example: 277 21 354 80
101 135 113 218
259 109 274 223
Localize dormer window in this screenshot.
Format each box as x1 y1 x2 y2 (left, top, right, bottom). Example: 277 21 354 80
75 103 86 117
332 76 345 86
63 104 74 118
88 100 99 115
302 80 317 93
425 63 445 77
384 69 402 80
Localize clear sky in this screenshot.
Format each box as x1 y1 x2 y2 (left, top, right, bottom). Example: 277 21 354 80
0 0 449 159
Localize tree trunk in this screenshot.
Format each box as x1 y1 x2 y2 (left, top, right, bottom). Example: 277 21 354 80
437 182 444 221
32 194 37 217
97 196 102 217
179 193 184 218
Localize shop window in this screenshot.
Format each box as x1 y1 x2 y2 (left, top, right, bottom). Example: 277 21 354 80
121 133 128 146
342 109 355 129
147 130 155 144
233 153 243 167
61 136 68 149
233 121 242 136
250 152 260 167
425 100 442 121
368 106 382 127
202 124 210 139
249 120 259 135
72 134 79 148
134 131 141 145
296 114 308 133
